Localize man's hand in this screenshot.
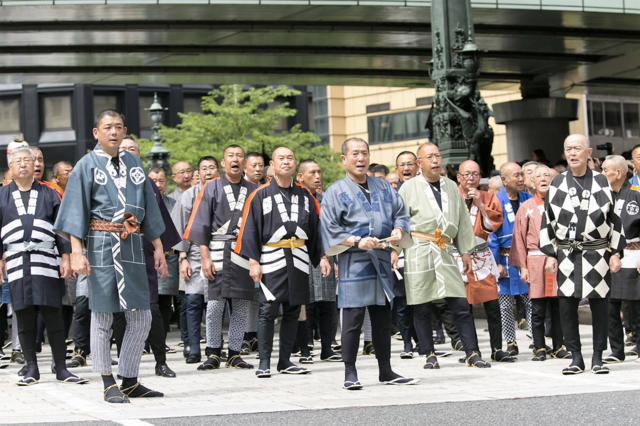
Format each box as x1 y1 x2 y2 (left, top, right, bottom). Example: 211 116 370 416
59 253 71 279
610 255 621 274
154 249 167 280
467 188 484 209
249 259 262 283
391 250 399 270
334 262 339 280
320 257 331 278
71 252 91 276
461 253 472 275
201 256 216 281
389 228 403 246
545 258 558 275
358 237 378 250
520 268 529 284
497 263 507 278
180 258 192 281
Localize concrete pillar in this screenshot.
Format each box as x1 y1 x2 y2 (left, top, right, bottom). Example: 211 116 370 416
493 97 578 164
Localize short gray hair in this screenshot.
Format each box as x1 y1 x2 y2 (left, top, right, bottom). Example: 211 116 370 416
522 161 539 171
341 137 369 156
9 146 35 165
604 155 627 172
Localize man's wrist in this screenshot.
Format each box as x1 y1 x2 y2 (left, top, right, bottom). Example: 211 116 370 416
179 256 188 262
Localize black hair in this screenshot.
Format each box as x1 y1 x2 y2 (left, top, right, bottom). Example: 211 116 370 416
197 156 219 170
94 109 126 128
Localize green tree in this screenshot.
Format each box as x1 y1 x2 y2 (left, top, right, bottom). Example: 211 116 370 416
137 85 342 190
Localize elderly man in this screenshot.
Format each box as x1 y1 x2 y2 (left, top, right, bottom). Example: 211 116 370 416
385 172 400 188
55 110 167 402
456 160 513 363
168 161 193 202
245 152 265 185
522 161 539 196
540 134 625 375
172 156 219 364
236 147 324 378
398 143 490 370
264 166 275 184
488 176 502 194
0 147 86 386
51 161 73 191
489 162 533 356
601 155 640 365
510 165 570 361
322 138 416 389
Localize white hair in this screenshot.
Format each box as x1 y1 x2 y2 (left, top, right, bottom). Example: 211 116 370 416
604 155 627 172
9 146 35 164
564 134 591 148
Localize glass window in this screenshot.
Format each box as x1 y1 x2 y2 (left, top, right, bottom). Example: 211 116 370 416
313 99 328 117
93 94 118 117
368 109 429 144
624 104 640 138
183 96 203 115
311 86 327 99
604 102 622 137
43 96 72 130
269 100 288 132
315 117 329 135
0 97 20 133
591 101 605 136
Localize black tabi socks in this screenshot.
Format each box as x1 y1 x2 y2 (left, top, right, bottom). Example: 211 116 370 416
570 351 585 369
121 376 164 398
54 360 76 381
377 359 401 382
25 361 40 381
344 361 358 383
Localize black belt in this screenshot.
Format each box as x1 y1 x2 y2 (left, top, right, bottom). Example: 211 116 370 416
557 238 609 253
210 235 237 242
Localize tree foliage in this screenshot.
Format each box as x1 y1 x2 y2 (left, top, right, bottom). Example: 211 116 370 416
137 85 342 190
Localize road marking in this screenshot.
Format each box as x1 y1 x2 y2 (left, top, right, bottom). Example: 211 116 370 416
114 420 155 426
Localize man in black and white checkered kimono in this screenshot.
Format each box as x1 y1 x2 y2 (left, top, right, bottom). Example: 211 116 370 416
540 134 626 376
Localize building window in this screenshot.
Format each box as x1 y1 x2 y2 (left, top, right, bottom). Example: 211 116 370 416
310 86 329 146
588 99 640 139
93 93 121 117
269 100 289 133
43 95 72 130
366 103 390 114
416 97 433 107
368 109 430 145
183 96 203 115
0 97 20 133
624 104 640 138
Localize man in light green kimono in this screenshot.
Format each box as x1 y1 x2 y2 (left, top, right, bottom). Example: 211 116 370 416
398 143 490 369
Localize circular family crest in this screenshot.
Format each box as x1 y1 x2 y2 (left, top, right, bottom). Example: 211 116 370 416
130 167 146 185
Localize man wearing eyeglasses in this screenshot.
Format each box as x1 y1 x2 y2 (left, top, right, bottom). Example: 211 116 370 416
488 162 533 357
171 156 219 364
522 161 539 196
456 160 514 363
395 151 419 189
168 161 193 203
540 134 625 375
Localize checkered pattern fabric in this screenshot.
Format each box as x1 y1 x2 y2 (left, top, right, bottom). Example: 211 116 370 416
540 171 625 299
309 256 337 303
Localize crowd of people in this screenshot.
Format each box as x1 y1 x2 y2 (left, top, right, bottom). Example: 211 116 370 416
0 108 639 404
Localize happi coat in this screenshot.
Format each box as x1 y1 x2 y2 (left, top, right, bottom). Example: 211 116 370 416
142 179 181 304
509 194 557 299
398 175 476 305
0 180 69 311
54 144 165 313
457 187 503 305
158 193 180 296
488 187 532 296
611 180 640 300
321 175 412 309
171 182 207 296
185 174 258 302
235 178 323 306
539 168 625 299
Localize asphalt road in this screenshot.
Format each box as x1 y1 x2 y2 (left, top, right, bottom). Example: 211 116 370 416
9 390 637 426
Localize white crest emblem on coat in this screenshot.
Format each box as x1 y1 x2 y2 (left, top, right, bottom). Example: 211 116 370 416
95 169 108 185
569 187 577 196
627 201 639 216
130 167 146 185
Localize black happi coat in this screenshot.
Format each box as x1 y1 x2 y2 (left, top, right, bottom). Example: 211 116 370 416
0 180 69 311
612 180 640 300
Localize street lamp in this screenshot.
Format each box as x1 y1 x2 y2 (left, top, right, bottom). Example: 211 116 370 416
458 28 481 77
144 92 171 173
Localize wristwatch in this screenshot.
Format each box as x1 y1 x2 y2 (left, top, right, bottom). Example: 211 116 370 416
179 256 188 262
353 236 362 247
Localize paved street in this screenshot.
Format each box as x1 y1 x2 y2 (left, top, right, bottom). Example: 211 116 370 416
0 319 639 425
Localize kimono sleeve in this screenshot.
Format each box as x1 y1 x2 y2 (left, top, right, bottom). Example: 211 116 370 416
539 185 558 257
605 185 626 256
170 193 190 252
484 193 503 233
306 190 323 268
320 185 355 256
54 163 92 241
140 177 166 242
234 187 263 262
184 181 215 247
453 191 476 254
509 203 529 269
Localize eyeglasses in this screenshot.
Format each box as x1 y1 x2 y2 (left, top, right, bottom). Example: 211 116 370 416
461 172 480 179
200 166 218 172
175 169 192 176
11 158 33 165
396 162 416 169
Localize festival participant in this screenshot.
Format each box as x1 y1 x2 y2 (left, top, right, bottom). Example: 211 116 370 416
184 145 257 370
171 156 219 364
244 152 265 185
601 155 640 365
168 161 193 202
297 159 342 362
489 162 533 356
510 165 570 361
322 138 416 390
398 143 490 370
235 147 324 378
0 147 86 386
456 160 513 363
522 161 539 196
54 109 167 402
540 134 625 375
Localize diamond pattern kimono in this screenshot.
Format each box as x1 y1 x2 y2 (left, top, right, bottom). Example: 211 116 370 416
539 169 625 299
